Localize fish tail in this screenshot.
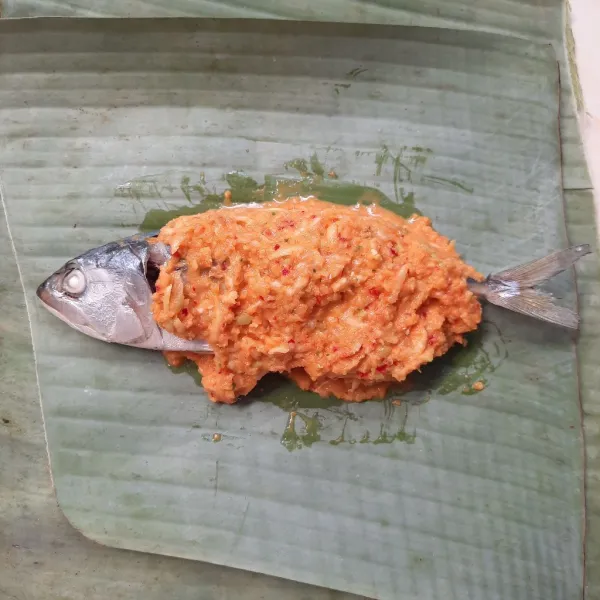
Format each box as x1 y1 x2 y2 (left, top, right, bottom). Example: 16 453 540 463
469 244 592 330
477 286 580 329
488 244 591 288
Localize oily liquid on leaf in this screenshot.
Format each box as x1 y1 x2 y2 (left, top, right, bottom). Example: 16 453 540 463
132 155 499 450
139 171 419 232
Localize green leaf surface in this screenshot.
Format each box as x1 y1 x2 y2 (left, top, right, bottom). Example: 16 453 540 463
0 0 577 40
2 0 591 194
0 17 588 599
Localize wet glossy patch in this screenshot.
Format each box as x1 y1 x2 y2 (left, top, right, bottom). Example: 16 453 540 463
124 152 496 450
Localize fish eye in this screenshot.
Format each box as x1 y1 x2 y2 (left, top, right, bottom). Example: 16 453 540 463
62 268 86 296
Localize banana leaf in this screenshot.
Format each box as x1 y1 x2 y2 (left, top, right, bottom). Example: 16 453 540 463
0 17 591 599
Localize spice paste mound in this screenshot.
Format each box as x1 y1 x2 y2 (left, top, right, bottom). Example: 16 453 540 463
152 197 484 403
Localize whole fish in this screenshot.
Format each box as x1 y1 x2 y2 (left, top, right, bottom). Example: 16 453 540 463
37 231 590 351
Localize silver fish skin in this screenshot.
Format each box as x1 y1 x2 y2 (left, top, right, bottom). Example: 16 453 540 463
36 235 592 352
36 232 211 352
467 244 591 330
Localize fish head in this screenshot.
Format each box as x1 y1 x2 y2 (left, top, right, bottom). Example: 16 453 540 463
36 234 173 348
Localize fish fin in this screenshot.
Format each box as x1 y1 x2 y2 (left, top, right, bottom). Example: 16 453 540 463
483 287 580 329
159 328 213 353
490 244 591 287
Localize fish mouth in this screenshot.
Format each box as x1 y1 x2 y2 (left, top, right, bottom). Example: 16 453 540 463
36 275 72 324
36 276 74 325
36 277 55 306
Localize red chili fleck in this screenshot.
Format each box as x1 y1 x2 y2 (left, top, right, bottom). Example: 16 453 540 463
369 287 382 297
288 339 295 344
277 219 295 231
315 295 322 304
376 365 387 373
180 308 188 317
274 244 280 250
358 372 368 379
155 284 160 291
221 262 227 270
311 214 318 219
427 334 437 345
332 346 338 352
259 296 265 301
282 267 290 276
390 247 398 257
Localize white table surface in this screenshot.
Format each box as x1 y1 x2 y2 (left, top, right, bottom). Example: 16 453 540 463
569 0 600 228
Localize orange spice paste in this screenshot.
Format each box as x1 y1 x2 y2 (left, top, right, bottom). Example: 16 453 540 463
151 197 483 403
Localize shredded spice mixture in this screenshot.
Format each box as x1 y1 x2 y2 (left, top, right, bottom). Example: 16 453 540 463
151 197 483 403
